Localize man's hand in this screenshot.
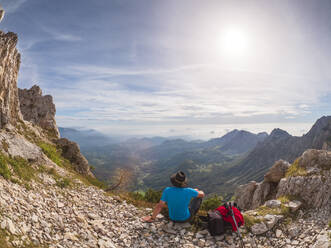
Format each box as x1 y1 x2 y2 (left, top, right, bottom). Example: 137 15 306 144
194 188 205 198
142 215 155 223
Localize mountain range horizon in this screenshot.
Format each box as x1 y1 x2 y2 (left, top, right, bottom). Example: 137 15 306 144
59 119 319 143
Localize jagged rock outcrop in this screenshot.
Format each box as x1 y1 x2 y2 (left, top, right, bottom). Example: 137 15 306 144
18 85 60 138
235 149 331 211
0 32 23 128
55 138 94 177
0 30 93 178
276 149 331 208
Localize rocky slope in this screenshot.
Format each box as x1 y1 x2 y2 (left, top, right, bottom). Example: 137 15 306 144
235 149 331 211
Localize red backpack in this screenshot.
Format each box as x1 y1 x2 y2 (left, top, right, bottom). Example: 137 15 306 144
216 205 244 231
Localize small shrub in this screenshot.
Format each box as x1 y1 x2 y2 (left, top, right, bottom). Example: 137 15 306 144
201 194 223 211
286 159 307 177
39 142 63 166
9 156 34 181
243 214 262 228
328 220 331 228
0 154 11 180
277 195 290 204
56 178 71 188
129 191 145 201
144 188 162 203
118 192 155 209
1 140 9 152
85 175 107 189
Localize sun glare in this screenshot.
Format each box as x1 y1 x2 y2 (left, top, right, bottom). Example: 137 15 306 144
221 28 248 57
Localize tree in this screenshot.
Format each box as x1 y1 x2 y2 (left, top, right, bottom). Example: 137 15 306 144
105 168 132 191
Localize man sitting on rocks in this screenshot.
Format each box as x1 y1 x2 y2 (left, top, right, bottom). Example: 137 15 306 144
142 171 205 223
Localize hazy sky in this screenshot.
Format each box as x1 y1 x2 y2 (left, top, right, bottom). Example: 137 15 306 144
1 0 330 139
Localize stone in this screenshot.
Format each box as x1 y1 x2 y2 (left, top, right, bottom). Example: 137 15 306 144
55 138 94 177
288 225 299 238
63 232 78 241
31 214 38 222
234 181 257 210
311 233 330 248
251 222 268 235
1 219 17 235
263 214 278 229
275 229 282 238
264 160 290 183
265 200 281 208
251 181 271 209
287 200 302 212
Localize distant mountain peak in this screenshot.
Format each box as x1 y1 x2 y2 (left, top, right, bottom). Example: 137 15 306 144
269 128 291 138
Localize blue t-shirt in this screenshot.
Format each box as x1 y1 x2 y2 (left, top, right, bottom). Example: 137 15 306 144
160 187 198 221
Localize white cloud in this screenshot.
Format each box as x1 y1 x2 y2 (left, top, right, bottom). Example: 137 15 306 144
51 61 331 127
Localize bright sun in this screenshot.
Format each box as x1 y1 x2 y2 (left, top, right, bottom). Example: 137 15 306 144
221 28 248 57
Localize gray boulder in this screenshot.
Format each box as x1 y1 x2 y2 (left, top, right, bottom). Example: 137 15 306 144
55 138 94 177
251 181 271 209
276 149 331 209
264 160 290 183
234 181 257 210
251 222 268 235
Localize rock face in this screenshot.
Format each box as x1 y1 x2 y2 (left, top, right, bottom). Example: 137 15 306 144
235 181 257 210
55 138 94 177
235 149 331 210
18 85 60 138
0 6 4 23
0 32 23 128
276 149 331 209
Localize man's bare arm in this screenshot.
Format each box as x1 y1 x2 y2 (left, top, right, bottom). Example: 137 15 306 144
142 200 166 222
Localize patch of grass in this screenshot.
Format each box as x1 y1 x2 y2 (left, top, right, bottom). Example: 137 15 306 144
200 194 223 211
243 214 262 228
285 159 307 177
256 204 290 217
1 140 9 152
277 196 290 204
126 188 162 204
0 229 11 248
38 142 63 166
8 156 34 182
328 220 331 228
119 192 155 209
56 177 71 188
45 167 71 189
0 228 44 248
0 153 36 183
0 154 11 180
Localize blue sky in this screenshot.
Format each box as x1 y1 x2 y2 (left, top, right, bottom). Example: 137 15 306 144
1 0 331 139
